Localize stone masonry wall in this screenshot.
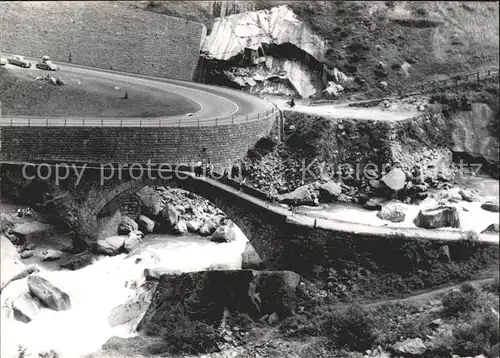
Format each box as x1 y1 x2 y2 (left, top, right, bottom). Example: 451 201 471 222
0 1 206 81
0 118 275 170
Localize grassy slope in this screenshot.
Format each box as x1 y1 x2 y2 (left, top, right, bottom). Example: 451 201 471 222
138 1 499 90
0 67 198 117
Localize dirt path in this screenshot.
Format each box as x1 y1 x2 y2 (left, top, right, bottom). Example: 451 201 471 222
265 96 419 121
364 277 496 308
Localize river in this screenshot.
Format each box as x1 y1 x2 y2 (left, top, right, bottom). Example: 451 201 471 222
0 225 248 358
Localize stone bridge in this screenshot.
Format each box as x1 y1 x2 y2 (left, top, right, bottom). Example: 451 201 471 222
1 162 498 285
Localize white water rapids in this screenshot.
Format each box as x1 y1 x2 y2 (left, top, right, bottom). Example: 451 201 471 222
0 232 249 358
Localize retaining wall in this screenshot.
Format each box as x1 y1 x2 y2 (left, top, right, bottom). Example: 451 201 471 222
0 118 276 169
0 1 206 81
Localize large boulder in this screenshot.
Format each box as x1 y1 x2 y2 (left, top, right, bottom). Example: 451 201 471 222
108 281 157 328
136 215 155 233
281 185 319 206
241 242 264 269
363 198 383 211
377 204 407 223
211 225 230 243
381 168 406 192
482 223 500 234
123 231 143 252
27 275 71 311
318 181 342 202
186 220 202 233
96 235 127 255
391 338 426 356
481 200 499 213
414 206 460 229
1 235 39 292
108 300 148 327
11 221 54 244
12 292 43 323
157 204 179 231
211 221 239 243
199 221 216 236
136 186 163 217
40 249 63 262
172 220 188 235
459 188 480 202
117 216 139 235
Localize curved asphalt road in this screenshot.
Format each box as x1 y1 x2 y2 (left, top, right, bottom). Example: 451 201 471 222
0 55 277 127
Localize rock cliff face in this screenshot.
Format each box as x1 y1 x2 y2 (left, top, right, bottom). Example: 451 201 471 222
451 103 499 164
199 5 350 98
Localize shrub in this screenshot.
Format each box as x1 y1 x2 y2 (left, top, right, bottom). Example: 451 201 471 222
325 304 377 351
442 283 480 316
146 314 220 355
452 311 500 356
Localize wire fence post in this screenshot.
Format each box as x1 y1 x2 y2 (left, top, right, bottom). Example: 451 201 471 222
477 72 480 82
232 115 234 124
246 114 248 121
178 119 181 127
120 119 123 127
46 118 49 126
64 118 67 127
215 117 218 126
101 118 103 127
10 118 13 127
83 118 85 126
140 119 142 128
257 112 260 120
198 118 200 127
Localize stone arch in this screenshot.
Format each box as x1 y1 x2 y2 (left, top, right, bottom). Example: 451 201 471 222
78 173 281 253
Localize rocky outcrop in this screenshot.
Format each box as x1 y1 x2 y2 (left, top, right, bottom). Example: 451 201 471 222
414 206 460 229
451 103 499 164
27 275 71 311
201 6 348 98
137 270 301 335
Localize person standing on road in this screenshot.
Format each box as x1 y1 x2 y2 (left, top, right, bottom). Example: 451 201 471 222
195 160 202 177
